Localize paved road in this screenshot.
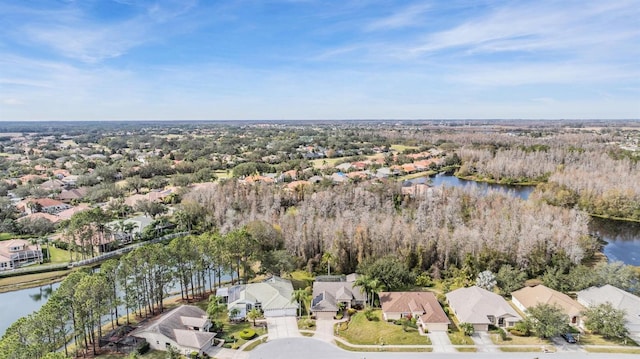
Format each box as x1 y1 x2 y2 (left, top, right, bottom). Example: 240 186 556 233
266 317 301 340
249 338 639 359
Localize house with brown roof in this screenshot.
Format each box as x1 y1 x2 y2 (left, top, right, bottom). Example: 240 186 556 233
512 285 584 326
132 305 215 356
17 198 71 215
17 212 60 225
0 239 43 271
58 188 89 203
38 179 66 192
57 204 91 221
379 291 450 332
446 286 521 332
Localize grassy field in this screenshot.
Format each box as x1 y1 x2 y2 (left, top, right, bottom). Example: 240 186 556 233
493 333 551 346
243 337 268 351
448 331 474 345
0 269 71 293
48 246 71 263
585 347 640 354
390 144 419 153
336 310 431 345
500 346 552 352
577 333 638 346
309 157 344 168
396 171 436 181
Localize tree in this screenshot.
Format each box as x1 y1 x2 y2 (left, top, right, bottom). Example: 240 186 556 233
165 345 181 359
582 302 628 339
247 308 263 327
207 295 225 320
475 270 497 291
526 303 569 338
291 287 312 318
360 256 415 291
354 275 386 307
496 265 527 296
459 322 474 336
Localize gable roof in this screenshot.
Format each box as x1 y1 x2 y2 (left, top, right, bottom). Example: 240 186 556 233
577 284 640 329
512 285 584 317
446 286 521 324
228 276 297 312
311 281 366 312
132 305 214 350
379 291 449 324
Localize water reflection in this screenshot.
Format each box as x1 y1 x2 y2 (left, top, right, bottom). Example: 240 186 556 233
429 173 534 200
591 217 640 266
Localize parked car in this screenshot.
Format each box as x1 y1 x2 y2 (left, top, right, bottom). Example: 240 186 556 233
561 333 577 343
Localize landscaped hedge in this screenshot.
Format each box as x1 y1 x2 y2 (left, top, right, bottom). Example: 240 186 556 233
239 329 256 340
136 340 150 354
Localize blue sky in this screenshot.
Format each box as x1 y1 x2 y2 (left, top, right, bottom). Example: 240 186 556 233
0 0 639 121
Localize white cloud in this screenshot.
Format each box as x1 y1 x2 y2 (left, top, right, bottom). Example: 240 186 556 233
366 3 431 31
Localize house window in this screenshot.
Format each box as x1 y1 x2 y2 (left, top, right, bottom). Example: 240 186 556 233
165 343 171 348
571 316 577 324
498 317 504 327
255 302 262 310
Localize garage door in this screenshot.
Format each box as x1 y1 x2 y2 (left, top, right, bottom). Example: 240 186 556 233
264 308 297 317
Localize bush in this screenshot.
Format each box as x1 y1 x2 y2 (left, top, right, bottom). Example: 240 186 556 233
335 313 343 320
135 341 150 354
190 351 199 359
364 307 376 321
239 329 256 340
347 308 357 316
510 329 526 336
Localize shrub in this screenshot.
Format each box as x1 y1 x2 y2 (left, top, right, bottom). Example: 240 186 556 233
510 329 526 336
239 329 256 340
190 351 199 359
498 328 507 341
335 313 343 320
135 341 150 354
347 308 357 316
364 307 376 321
459 322 474 336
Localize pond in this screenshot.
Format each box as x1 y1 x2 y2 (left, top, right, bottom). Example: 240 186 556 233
429 173 534 200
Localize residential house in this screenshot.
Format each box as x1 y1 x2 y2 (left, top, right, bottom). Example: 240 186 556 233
379 291 450 332
57 204 91 221
38 179 66 192
17 212 60 225
577 284 640 339
58 187 89 203
17 198 71 215
107 215 154 244
512 285 584 326
132 305 215 356
446 286 521 332
311 277 366 320
0 239 43 271
225 276 297 319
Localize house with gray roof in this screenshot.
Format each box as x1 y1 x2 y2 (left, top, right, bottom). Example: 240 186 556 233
132 305 215 356
226 276 297 319
446 286 521 332
577 284 640 341
311 278 366 320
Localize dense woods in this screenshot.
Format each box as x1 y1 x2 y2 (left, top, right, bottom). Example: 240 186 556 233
185 180 595 277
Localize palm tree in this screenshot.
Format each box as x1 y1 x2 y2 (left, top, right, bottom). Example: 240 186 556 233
321 251 336 276
354 275 386 307
247 308 262 327
291 287 312 318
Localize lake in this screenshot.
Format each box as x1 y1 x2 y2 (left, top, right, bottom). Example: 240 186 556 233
0 271 232 336
429 173 535 200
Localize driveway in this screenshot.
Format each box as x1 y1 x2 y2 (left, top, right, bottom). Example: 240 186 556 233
313 319 337 342
426 331 454 352
267 316 301 339
472 332 498 352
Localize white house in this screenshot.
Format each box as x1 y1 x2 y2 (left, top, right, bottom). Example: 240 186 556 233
132 305 216 356
0 239 42 271
225 276 297 319
577 284 640 341
446 286 521 332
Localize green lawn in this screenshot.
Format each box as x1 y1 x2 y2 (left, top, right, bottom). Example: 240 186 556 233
492 333 551 346
47 246 71 263
577 333 638 346
390 144 419 153
585 347 640 354
448 331 474 345
336 310 431 345
222 320 267 349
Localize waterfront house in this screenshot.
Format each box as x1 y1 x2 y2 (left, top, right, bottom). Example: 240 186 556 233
0 239 42 271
